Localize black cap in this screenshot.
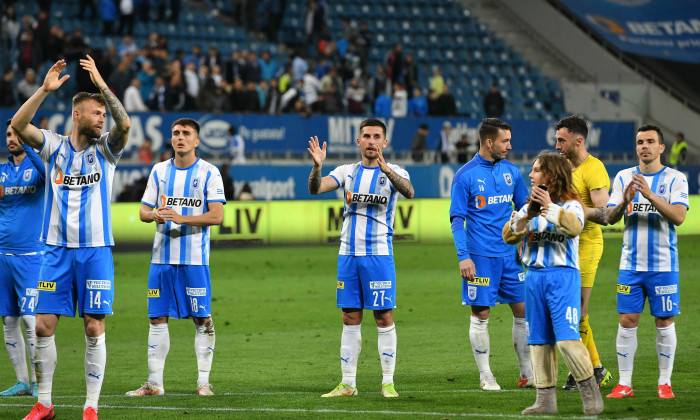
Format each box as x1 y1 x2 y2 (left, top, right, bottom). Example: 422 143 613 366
419 123 429 130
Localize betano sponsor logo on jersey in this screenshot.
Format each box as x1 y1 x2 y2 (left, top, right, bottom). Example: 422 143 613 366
0 185 37 197
345 191 389 205
655 285 678 295
160 194 203 208
475 194 513 209
54 169 101 186
628 202 658 214
617 284 631 294
147 289 160 297
467 277 490 286
86 280 112 290
38 281 56 292
528 231 567 244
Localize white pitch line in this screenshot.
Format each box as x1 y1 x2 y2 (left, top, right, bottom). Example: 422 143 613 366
0 403 609 419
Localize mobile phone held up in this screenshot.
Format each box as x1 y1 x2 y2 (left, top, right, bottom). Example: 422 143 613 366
529 184 548 213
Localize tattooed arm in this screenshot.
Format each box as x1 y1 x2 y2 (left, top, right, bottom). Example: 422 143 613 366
385 168 415 199
589 180 636 225
80 55 131 155
307 136 339 194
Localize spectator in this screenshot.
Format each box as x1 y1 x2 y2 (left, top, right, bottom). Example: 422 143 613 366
263 0 286 42
346 77 366 115
142 31 168 69
432 84 457 116
211 64 223 87
408 88 428 117
208 80 232 114
165 59 185 111
437 121 451 163
383 43 403 85
242 51 262 83
264 78 281 115
483 83 505 117
118 0 135 35
204 45 223 72
137 60 157 103
229 125 246 164
321 83 343 114
668 132 688 167
183 61 200 110
17 27 40 74
259 50 278 81
16 69 39 103
184 44 203 70
302 69 322 112
429 66 445 98
230 78 246 112
456 134 470 163
138 138 154 164
341 17 358 43
278 64 292 93
403 53 418 96
64 28 88 62
319 66 342 96
374 90 392 118
303 0 326 58
149 75 167 111
256 79 269 109
411 123 429 163
124 77 150 112
47 26 65 62
292 50 309 81
32 9 51 64
118 35 138 58
391 83 408 118
79 0 99 20
314 57 331 79
1 6 20 70
280 81 301 113
368 65 389 110
241 80 261 113
220 164 235 200
108 59 133 102
342 42 362 81
100 0 118 35
0 69 16 108
238 182 255 200
225 50 241 83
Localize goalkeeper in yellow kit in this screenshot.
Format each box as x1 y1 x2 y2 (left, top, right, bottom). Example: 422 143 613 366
554 116 613 390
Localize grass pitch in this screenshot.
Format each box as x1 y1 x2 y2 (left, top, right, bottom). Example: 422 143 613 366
1 236 699 419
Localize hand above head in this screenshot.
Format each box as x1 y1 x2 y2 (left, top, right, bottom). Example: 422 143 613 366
307 135 327 167
79 55 108 90
42 60 71 92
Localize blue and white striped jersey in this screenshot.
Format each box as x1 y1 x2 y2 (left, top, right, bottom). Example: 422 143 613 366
38 130 120 248
328 162 409 256
519 200 584 269
141 158 226 265
0 146 45 253
608 166 689 272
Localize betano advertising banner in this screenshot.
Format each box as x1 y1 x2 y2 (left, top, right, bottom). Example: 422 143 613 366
0 109 635 156
111 196 700 246
558 0 700 63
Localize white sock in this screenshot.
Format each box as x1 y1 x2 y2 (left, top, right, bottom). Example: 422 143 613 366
616 324 637 387
194 319 215 385
470 315 492 379
656 323 676 386
21 315 36 383
377 324 397 385
512 316 533 379
147 323 170 386
3 316 29 385
84 333 106 410
35 335 57 407
340 324 362 388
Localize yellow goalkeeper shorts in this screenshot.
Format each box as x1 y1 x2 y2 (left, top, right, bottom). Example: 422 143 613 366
579 239 603 288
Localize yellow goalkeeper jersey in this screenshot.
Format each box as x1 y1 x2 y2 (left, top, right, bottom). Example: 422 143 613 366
572 154 610 244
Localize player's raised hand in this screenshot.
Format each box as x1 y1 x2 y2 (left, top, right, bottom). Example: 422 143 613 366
308 136 327 167
376 145 390 173
79 55 108 90
631 173 652 199
42 60 71 92
623 177 638 203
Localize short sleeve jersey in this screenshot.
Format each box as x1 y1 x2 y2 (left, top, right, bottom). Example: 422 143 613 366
38 130 120 247
450 153 529 257
328 162 409 256
608 166 689 272
0 148 45 253
572 155 609 245
519 200 585 269
141 158 226 265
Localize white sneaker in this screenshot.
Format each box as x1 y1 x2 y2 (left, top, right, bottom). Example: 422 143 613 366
197 383 214 396
480 376 501 391
125 381 165 396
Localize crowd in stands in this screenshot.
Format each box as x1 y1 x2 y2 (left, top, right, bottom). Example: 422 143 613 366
1 0 463 118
